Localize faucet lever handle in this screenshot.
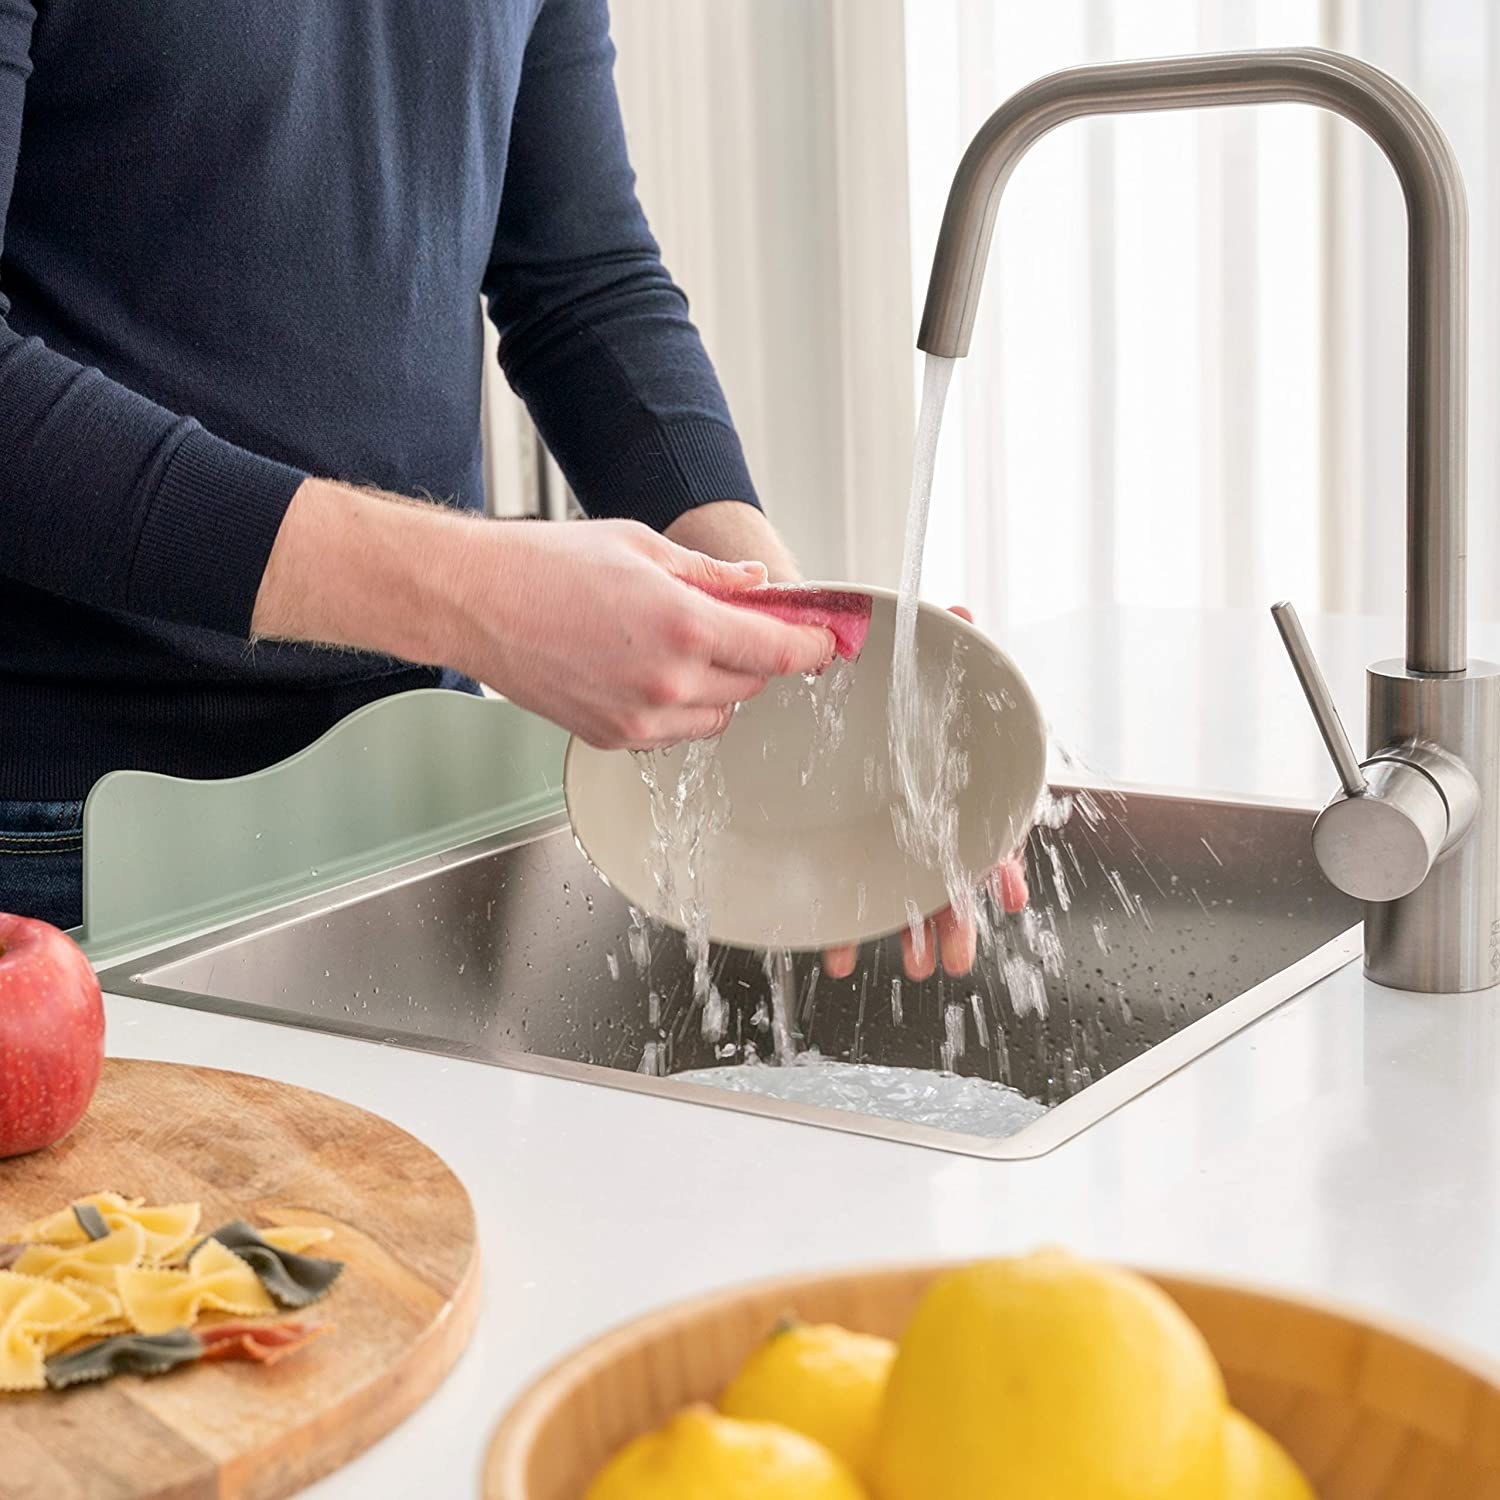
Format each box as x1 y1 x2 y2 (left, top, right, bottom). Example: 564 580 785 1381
1271 601 1368 797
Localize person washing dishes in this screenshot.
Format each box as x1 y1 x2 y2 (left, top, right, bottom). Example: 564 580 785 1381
0 0 1018 970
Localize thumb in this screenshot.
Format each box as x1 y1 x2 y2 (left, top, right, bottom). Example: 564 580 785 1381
663 542 769 595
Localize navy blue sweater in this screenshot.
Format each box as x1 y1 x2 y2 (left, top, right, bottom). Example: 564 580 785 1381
0 0 757 800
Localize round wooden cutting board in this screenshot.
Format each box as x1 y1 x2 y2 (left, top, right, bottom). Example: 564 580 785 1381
0 1058 480 1500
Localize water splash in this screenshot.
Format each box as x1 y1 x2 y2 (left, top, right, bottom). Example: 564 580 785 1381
1002 953 1049 1021
796 656 857 786
969 992 990 1050
941 1001 967 1070
894 642 979 922
904 897 927 965
627 906 652 975
762 947 798 1064
700 982 727 1042
634 736 732 1042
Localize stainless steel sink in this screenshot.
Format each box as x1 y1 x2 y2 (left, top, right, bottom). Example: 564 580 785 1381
99 785 1360 1158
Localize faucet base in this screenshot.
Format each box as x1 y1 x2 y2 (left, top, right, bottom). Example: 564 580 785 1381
1363 659 1500 993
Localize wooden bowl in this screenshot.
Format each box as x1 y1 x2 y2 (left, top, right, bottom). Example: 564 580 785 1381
485 1262 1500 1500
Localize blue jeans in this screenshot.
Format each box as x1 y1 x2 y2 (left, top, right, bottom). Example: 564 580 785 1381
0 800 85 930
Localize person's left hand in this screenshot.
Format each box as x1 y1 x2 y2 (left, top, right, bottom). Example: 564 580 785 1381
823 605 1030 982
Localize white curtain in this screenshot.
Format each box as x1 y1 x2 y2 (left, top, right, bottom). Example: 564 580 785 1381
601 0 916 583
489 1 1500 634
906 0 1500 632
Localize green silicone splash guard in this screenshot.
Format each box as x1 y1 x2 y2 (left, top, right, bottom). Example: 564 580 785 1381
78 688 569 967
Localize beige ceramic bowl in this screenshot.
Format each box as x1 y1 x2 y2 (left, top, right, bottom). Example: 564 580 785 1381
484 1261 1500 1500
564 585 1046 951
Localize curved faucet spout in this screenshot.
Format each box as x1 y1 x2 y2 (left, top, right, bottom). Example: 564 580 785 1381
917 48 1467 675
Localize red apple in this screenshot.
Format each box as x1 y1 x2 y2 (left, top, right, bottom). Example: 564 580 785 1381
0 914 105 1158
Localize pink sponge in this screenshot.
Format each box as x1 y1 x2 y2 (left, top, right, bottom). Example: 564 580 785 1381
698 584 874 661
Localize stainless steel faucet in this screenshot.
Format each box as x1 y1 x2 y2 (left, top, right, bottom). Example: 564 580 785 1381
918 48 1500 993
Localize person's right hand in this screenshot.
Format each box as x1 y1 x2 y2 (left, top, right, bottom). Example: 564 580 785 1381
254 483 835 750
457 517 836 749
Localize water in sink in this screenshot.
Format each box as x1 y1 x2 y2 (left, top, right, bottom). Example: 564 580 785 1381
673 1056 1047 1141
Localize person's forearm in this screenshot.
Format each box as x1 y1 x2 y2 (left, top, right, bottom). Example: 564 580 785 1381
250 481 834 751
251 478 477 665
665 501 802 583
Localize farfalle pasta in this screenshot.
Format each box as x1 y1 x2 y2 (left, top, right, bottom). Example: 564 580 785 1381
198 1317 332 1366
201 1222 344 1307
260 1225 335 1256
43 1319 332 1390
118 1239 276 1334
38 1281 126 1354
1 1191 343 1392
44 1329 203 1390
0 1274 90 1390
14 1192 201 1264
14 1221 148 1288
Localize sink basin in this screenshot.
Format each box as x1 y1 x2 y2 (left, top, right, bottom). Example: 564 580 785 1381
99 784 1360 1158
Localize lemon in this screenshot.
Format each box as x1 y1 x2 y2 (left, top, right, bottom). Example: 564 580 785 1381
719 1322 896 1479
871 1249 1227 1500
584 1405 869 1500
1223 1409 1316 1498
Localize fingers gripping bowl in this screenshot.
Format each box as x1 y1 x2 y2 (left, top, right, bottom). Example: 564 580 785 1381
564 586 1047 951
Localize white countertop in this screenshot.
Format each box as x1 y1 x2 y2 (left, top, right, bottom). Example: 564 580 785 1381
103 605 1500 1497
